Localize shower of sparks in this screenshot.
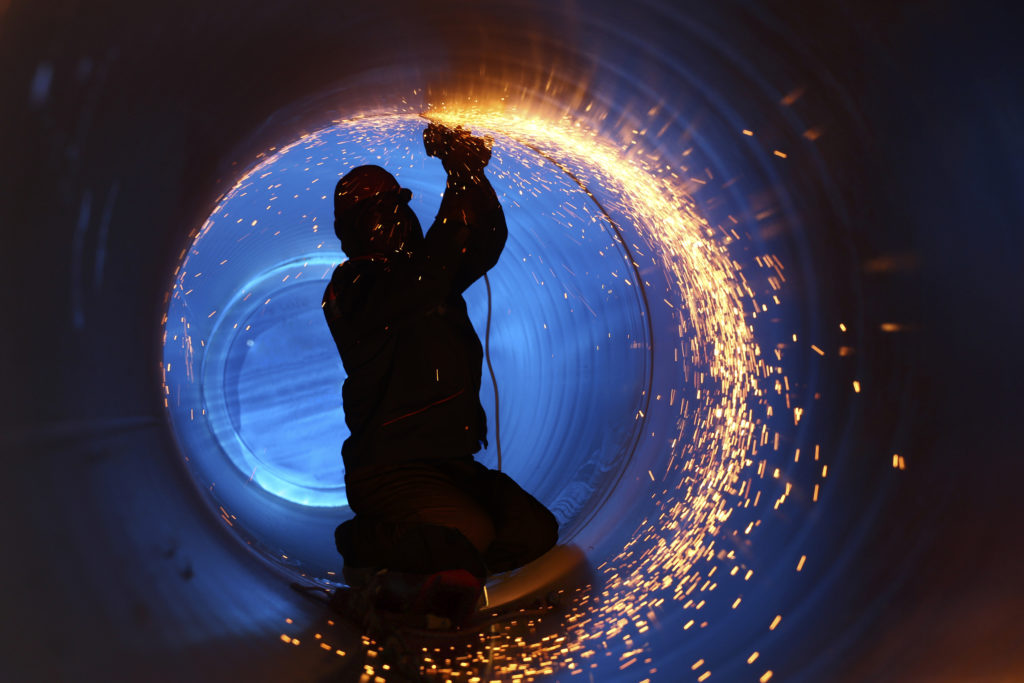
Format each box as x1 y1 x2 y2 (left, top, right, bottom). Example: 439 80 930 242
162 100 842 680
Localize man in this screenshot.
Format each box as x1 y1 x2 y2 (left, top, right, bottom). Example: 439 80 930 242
322 122 558 624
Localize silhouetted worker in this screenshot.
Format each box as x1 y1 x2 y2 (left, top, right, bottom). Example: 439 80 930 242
323 122 558 624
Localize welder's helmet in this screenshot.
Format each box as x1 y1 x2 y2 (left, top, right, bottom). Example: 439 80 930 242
333 165 421 257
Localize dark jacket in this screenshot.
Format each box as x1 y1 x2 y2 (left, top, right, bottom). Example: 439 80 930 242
323 173 507 474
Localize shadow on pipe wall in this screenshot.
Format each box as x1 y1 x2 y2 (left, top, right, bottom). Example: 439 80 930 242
2 1 1022 680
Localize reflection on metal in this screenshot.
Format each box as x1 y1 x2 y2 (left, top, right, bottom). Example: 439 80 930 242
8 0 1005 680
161 99 820 679
164 116 652 577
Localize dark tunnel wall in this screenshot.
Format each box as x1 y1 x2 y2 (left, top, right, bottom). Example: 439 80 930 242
2 1 1023 681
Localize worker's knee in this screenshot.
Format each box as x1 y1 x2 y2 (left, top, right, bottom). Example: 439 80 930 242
454 513 496 555
529 505 560 559
487 470 560 557
542 506 560 547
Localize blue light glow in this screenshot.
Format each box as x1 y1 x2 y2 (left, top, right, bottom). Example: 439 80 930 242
163 116 649 525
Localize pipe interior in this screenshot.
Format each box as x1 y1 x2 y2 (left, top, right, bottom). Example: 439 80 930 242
4 1 1021 680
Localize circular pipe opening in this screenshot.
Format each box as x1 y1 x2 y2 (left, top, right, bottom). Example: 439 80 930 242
11 1 1016 680
163 114 655 578
150 34 836 677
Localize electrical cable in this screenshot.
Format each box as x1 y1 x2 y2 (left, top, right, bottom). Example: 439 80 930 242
481 138 655 480
500 138 656 526
483 272 502 472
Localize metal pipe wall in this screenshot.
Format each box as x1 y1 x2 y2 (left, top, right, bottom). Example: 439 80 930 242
2 1 1021 680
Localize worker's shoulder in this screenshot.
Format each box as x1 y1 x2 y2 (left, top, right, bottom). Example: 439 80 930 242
332 258 382 280
329 256 419 295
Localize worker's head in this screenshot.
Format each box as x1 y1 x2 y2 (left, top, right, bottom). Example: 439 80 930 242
333 165 422 258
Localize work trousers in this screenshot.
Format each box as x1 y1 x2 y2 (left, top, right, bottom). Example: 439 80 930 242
335 457 558 578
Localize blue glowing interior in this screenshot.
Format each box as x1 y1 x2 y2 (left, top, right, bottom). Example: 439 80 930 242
163 117 650 531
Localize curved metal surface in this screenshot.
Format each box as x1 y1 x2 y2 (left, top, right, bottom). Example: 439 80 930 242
2 1 1021 681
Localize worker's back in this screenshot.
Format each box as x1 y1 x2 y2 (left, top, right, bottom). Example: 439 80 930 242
327 124 557 627
323 253 488 473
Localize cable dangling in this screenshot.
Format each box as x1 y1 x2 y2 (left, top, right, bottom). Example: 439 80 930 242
483 272 502 472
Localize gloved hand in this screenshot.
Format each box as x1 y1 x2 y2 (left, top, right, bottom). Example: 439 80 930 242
423 122 493 176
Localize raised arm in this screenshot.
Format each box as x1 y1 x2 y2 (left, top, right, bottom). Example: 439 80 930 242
420 122 508 294
324 124 508 353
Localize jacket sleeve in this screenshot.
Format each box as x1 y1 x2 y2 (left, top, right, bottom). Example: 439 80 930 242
418 169 508 295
